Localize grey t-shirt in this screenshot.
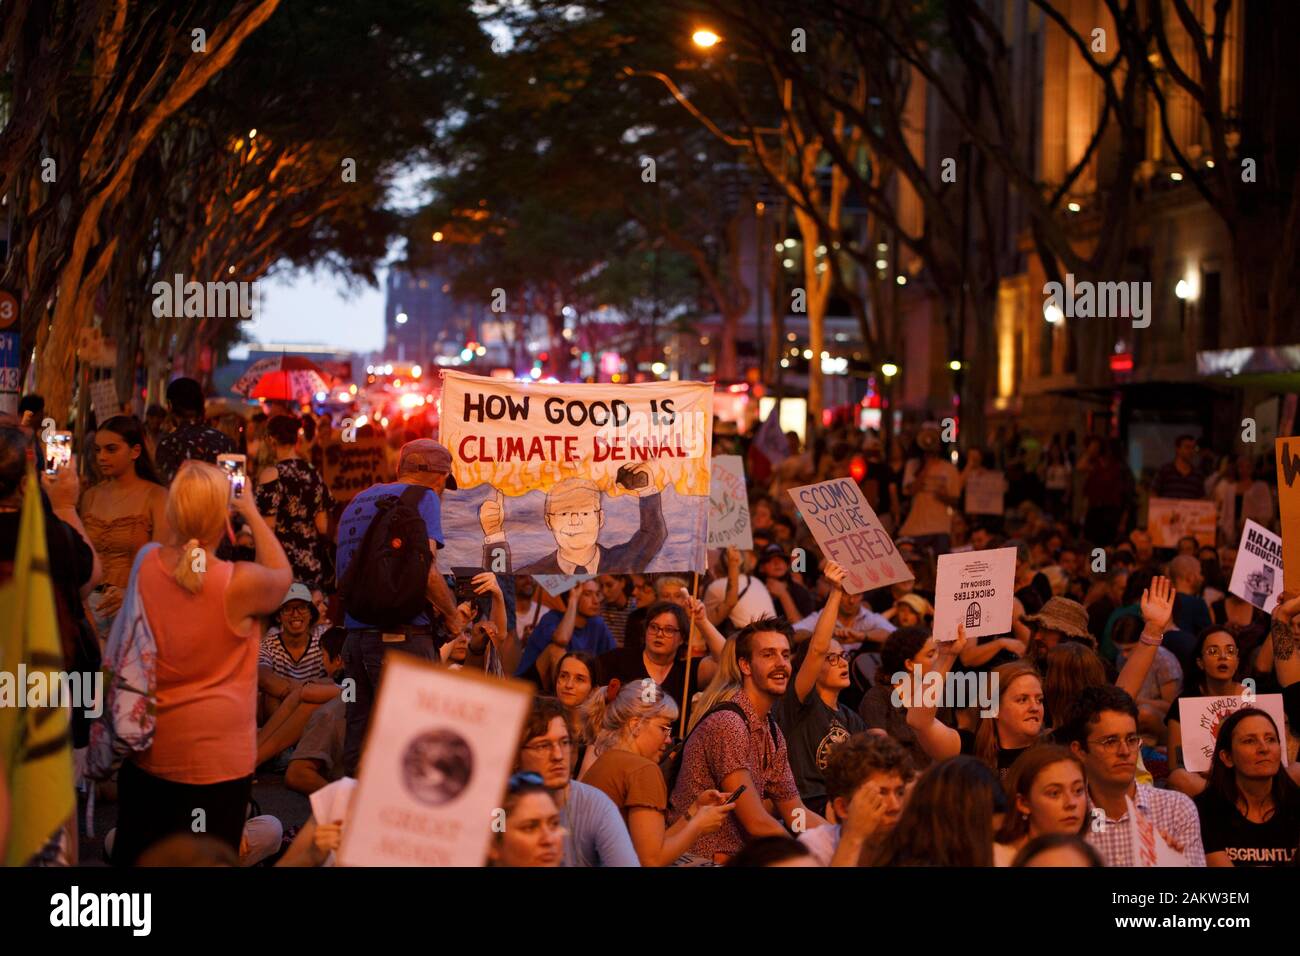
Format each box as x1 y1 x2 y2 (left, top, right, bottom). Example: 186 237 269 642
292 696 346 781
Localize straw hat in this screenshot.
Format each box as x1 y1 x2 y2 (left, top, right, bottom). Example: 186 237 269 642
1021 596 1090 639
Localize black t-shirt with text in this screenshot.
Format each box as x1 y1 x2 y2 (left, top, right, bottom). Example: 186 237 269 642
1194 788 1300 867
774 686 865 805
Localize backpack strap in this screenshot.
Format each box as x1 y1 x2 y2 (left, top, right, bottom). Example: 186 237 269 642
397 484 428 510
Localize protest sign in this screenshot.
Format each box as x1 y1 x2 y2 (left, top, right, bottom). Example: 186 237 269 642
1278 438 1300 591
932 547 1017 643
532 574 595 596
1229 519 1284 613
321 436 388 504
436 369 711 575
964 470 1006 516
1127 795 1187 867
89 379 120 421
708 454 753 550
1177 693 1289 774
787 478 911 594
337 654 532 867
1147 497 1217 548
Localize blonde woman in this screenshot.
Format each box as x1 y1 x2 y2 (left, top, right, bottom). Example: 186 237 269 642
687 636 743 733
580 681 734 866
112 461 291 866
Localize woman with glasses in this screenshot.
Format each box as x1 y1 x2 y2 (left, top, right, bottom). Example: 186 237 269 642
580 682 734 866
992 745 1089 865
1166 627 1247 798
1195 707 1300 866
488 773 566 867
774 563 865 815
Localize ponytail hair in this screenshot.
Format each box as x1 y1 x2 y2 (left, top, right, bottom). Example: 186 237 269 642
165 460 229 593
581 679 679 758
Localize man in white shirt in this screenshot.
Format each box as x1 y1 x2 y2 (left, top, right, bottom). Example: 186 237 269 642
794 585 894 649
705 546 777 630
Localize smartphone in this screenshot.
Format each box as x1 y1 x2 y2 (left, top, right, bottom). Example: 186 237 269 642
451 566 486 615
217 453 247 499
44 431 73 476
724 784 747 805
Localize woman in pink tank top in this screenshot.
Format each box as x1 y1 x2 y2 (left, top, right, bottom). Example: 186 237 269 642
111 461 291 866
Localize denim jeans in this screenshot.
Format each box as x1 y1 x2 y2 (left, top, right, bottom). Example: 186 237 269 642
342 630 439 776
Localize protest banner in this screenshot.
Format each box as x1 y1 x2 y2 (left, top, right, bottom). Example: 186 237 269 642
89 379 120 421
1177 693 1289 774
1229 519 1284 613
964 470 1006 516
321 436 388 504
787 478 911 594
436 369 712 575
1146 496 1217 548
708 454 753 550
1127 795 1187 867
1278 438 1300 591
932 547 1017 643
532 574 595 596
337 654 532 867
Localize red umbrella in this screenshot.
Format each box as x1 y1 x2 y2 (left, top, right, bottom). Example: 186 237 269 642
232 355 330 400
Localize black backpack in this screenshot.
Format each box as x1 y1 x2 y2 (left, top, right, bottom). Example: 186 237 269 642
338 485 432 628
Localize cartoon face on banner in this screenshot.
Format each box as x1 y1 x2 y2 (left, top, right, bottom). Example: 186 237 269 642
436 370 712 575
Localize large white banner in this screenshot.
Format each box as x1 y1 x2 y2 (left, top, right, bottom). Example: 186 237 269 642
437 370 712 575
338 654 532 867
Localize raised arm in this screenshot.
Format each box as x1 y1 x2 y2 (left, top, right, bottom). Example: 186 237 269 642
228 492 293 626
1116 576 1174 700
794 563 846 703
906 630 967 762
681 590 725 660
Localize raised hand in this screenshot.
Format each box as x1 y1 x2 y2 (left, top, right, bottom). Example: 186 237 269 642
823 561 848 592
1141 575 1175 632
472 571 502 597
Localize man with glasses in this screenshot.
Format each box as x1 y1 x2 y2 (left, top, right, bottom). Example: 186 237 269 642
514 697 639 866
1061 684 1205 866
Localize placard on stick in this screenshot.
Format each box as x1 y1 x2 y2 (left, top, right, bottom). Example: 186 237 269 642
787 478 910 594
932 547 1017 643
337 654 532 867
1277 438 1300 591
708 454 753 550
1177 693 1289 774
322 436 387 504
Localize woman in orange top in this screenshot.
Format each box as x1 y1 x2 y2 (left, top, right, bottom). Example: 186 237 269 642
111 461 291 866
79 416 169 633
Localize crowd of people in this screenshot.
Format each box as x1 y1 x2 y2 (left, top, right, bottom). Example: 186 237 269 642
3 387 1299 869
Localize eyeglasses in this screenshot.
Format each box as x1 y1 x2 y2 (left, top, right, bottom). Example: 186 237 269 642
507 771 544 792
1088 733 1142 754
282 605 311 615
1203 646 1238 658
521 738 571 755
647 624 682 638
825 652 848 665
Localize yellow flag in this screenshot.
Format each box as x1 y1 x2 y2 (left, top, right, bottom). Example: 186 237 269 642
0 465 74 866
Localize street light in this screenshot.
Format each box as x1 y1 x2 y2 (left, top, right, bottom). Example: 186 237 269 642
692 28 721 48
881 361 899 379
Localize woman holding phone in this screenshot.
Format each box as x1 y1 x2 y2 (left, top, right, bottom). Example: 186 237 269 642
111 460 291 865
580 681 734 866
79 415 169 634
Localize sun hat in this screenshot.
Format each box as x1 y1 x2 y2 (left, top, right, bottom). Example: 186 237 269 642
1021 596 1090 639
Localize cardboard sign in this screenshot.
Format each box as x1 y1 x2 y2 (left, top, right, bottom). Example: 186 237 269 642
1177 693 1289 775
964 470 1006 516
1127 795 1187 867
788 478 911 594
532 574 595 596
89 379 119 421
932 546 1017 643
1229 519 1284 613
322 436 387 504
337 654 532 867
707 454 753 550
1278 438 1300 591
1147 497 1217 548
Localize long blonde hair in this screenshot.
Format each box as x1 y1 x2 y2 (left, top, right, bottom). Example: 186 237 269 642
581 681 679 758
687 636 743 733
166 460 229 593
